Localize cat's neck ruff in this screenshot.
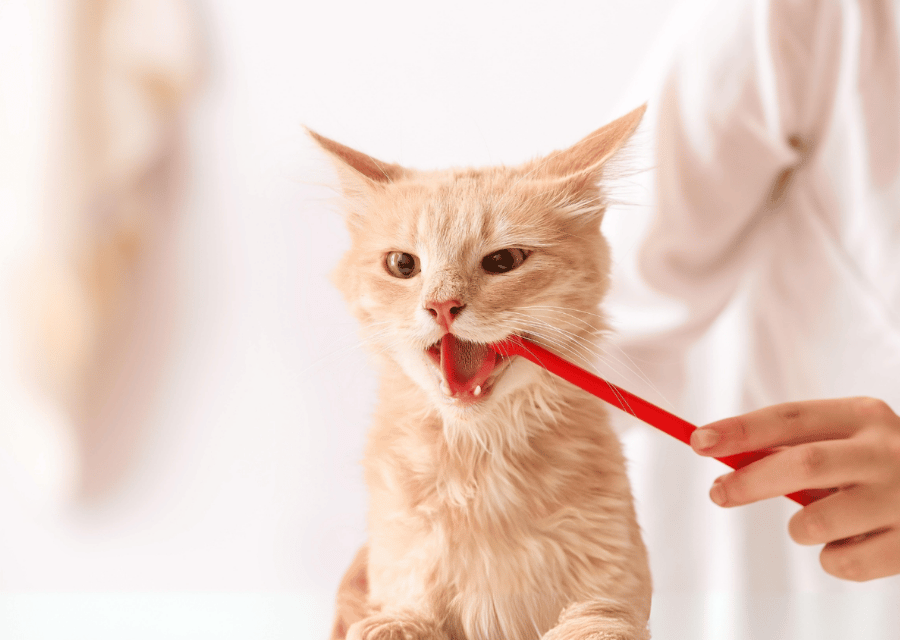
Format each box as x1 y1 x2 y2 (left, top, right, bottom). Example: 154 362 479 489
443 370 565 453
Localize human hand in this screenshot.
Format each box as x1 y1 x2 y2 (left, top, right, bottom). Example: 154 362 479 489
690 397 900 581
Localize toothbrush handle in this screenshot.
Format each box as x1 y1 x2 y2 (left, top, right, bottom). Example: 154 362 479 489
491 336 828 506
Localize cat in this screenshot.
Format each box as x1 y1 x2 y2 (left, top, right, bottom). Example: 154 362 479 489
311 105 652 640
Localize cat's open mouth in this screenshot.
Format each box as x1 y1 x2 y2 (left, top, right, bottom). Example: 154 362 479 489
426 334 514 404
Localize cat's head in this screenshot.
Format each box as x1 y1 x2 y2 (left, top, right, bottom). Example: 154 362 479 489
311 107 644 420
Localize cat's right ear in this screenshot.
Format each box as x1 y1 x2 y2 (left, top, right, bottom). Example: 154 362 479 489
307 129 406 199
535 104 646 182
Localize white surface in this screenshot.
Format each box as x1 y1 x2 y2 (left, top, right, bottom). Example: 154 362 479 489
0 593 331 640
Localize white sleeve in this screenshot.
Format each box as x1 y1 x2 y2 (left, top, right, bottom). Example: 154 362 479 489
606 0 844 419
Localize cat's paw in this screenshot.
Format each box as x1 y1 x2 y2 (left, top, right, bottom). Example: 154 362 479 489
543 599 650 640
346 613 442 640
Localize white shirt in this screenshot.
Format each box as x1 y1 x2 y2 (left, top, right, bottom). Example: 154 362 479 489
603 1 900 638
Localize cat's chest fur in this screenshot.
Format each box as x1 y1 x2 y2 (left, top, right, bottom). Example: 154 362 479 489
361 373 645 640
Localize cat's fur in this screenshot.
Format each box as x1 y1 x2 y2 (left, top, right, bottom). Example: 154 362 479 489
313 106 651 640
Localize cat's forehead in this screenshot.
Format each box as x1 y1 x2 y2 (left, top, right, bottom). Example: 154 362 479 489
377 168 555 254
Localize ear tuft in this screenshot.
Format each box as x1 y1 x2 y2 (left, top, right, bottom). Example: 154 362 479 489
537 104 646 180
307 128 405 186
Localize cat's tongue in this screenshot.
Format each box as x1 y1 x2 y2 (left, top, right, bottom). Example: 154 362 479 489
440 334 496 395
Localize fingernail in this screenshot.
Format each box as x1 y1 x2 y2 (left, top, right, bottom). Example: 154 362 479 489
710 480 726 506
692 428 720 451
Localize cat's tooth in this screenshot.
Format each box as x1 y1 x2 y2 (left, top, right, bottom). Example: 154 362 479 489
474 385 482 397
440 381 452 396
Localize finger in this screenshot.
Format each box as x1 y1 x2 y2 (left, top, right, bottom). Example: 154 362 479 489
821 526 900 582
691 397 896 458
708 439 882 507
789 484 900 545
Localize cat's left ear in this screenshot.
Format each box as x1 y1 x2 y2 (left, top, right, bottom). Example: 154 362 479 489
307 129 406 199
536 104 646 184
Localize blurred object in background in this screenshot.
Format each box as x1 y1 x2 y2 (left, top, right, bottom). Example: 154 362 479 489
1 0 202 506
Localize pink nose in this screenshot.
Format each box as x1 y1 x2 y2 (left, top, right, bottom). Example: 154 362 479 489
426 299 466 330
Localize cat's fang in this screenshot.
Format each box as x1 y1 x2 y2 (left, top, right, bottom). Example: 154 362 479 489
474 385 482 396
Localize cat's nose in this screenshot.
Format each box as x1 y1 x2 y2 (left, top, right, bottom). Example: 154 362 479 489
426 299 466 330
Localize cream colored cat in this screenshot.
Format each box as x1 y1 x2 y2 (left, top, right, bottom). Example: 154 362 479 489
313 106 651 640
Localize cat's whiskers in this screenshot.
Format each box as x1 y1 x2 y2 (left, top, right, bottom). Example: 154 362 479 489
298 322 396 376
364 333 414 363
594 340 678 412
500 317 604 377
506 310 605 345
512 300 617 324
502 315 642 418
501 323 616 393
513 304 608 321
504 318 599 360
495 318 620 417
504 310 602 345
513 304 677 412
506 308 677 413
504 313 642 388
507 309 633 370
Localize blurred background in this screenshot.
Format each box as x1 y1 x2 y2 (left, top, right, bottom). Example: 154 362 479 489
0 0 682 637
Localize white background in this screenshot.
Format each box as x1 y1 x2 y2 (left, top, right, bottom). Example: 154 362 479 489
0 0 681 637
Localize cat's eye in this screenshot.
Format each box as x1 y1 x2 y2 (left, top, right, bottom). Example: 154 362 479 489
385 251 420 278
481 248 530 274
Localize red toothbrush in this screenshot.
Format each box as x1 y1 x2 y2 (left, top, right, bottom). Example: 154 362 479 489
491 335 828 506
